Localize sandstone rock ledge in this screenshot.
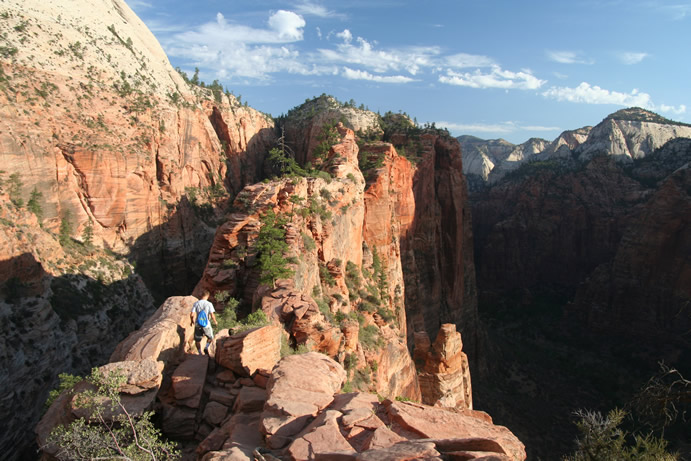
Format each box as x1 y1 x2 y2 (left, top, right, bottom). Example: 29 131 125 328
38 297 525 461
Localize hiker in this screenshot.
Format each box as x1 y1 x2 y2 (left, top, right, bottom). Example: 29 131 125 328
190 290 218 355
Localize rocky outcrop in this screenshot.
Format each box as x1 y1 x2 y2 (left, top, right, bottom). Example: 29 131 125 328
39 299 524 461
416 324 472 409
401 133 479 362
110 295 197 363
576 108 691 162
282 95 382 165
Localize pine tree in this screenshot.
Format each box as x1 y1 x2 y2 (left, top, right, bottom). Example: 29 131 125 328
257 209 294 287
27 187 43 221
8 172 23 207
82 218 94 247
59 210 72 246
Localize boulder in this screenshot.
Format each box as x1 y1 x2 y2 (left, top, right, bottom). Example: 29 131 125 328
204 402 229 426
216 325 281 377
233 386 268 414
384 401 525 460
287 410 355 461
110 296 198 364
261 353 347 448
99 358 164 394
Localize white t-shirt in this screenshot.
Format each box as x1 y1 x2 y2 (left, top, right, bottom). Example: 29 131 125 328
192 299 215 318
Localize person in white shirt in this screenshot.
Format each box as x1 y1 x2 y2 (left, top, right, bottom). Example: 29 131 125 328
190 290 217 355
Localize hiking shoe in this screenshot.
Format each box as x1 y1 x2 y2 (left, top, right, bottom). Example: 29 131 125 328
204 348 210 356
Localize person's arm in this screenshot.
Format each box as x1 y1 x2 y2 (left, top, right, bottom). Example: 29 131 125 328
210 312 218 326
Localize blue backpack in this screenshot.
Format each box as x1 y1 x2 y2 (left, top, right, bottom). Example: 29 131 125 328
196 309 209 328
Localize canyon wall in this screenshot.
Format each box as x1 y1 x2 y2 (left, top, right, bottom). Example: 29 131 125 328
0 0 274 457
0 0 276 300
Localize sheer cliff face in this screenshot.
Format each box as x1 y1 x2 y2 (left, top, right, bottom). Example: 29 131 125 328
571 162 691 342
401 134 479 361
0 0 275 297
196 123 480 406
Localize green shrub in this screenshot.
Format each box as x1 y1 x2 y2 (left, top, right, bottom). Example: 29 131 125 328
45 373 82 409
302 232 316 251
47 368 178 460
344 353 358 370
359 324 383 350
563 409 678 461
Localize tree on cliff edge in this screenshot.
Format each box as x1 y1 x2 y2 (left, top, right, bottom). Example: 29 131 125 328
47 368 178 460
257 209 294 287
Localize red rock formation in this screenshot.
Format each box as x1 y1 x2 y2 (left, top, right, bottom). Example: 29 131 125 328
196 126 422 401
215 324 282 377
400 134 479 361
1 0 276 300
417 324 473 409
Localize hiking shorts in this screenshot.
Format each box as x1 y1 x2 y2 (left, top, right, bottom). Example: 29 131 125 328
194 325 213 342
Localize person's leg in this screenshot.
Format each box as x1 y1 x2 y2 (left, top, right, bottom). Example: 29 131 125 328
203 326 214 355
194 326 204 354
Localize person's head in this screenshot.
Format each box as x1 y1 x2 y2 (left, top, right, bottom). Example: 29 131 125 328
200 289 210 300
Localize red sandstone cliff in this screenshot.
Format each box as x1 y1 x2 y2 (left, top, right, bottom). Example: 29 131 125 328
0 0 276 298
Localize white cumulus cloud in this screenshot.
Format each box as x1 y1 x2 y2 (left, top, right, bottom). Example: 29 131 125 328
318 35 440 75
542 82 653 106
439 66 546 90
342 67 415 83
267 10 306 41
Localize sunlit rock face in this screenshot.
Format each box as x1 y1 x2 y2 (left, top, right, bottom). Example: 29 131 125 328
0 0 276 299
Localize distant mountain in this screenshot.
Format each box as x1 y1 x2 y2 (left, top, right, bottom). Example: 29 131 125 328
460 108 691 187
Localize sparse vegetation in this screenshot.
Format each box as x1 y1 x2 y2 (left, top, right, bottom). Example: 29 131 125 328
563 408 677 461
58 211 72 246
257 209 294 287
46 368 178 460
44 373 82 409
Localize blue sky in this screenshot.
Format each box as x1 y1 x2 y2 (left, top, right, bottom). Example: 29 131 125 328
130 0 690 144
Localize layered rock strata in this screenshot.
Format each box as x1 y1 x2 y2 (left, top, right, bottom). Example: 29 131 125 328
196 125 422 401
39 293 523 460
0 0 275 299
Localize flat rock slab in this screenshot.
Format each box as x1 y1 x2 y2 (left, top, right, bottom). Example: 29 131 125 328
385 401 525 461
261 353 346 448
99 358 164 394
172 353 208 408
233 386 268 414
